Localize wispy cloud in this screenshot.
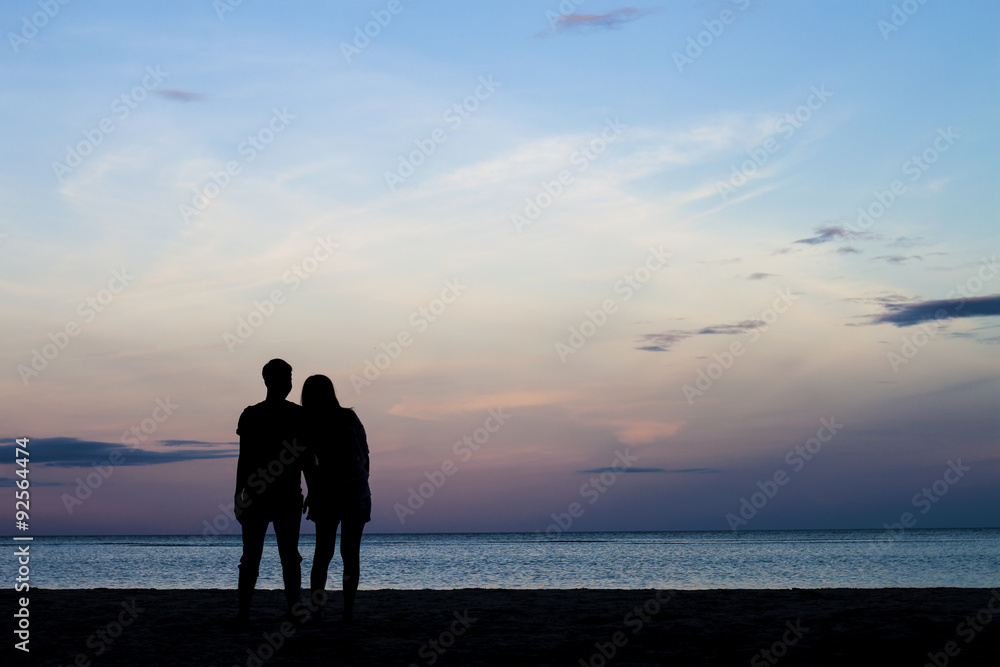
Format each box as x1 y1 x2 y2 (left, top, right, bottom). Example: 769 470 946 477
794 224 875 246
0 437 237 467
544 7 657 34
696 320 760 335
889 236 926 248
873 254 923 264
159 439 238 447
578 466 722 474
848 292 914 308
635 331 692 352
636 318 763 352
870 295 1000 327
154 89 205 102
748 272 776 280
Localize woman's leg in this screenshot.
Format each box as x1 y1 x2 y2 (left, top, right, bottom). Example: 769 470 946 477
310 518 339 616
339 518 365 619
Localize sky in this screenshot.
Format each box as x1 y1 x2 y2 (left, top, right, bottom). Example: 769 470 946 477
1 0 998 536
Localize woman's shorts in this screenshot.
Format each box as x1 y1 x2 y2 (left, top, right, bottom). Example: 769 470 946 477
308 496 371 525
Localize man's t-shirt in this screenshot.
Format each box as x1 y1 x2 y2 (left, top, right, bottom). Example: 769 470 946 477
236 399 304 506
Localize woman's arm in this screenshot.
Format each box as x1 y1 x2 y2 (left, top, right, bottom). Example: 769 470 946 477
356 414 370 475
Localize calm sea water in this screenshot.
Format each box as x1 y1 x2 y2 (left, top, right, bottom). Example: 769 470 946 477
11 529 999 590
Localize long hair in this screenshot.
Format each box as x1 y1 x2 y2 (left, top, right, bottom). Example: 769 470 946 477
301 374 342 412
302 375 357 438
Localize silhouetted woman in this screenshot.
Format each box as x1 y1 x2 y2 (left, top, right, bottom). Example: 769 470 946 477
300 374 371 622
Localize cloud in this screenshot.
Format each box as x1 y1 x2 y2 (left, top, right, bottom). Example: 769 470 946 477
634 331 692 352
870 295 1000 327
154 89 205 102
837 246 861 254
889 236 926 248
577 467 722 474
637 318 763 351
696 320 760 335
159 439 238 447
544 7 657 34
747 272 776 280
873 254 922 264
794 224 875 246
849 292 913 306
0 437 237 467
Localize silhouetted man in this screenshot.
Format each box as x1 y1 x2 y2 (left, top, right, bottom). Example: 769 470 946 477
234 358 305 625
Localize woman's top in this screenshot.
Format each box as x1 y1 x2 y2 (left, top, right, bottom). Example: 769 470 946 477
301 408 371 508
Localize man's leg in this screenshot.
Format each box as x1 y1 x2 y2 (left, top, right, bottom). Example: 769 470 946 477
273 495 303 613
238 515 269 622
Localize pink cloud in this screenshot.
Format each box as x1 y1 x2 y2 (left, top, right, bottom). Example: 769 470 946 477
544 7 657 34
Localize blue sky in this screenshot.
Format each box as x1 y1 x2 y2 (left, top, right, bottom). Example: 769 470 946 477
1 0 998 535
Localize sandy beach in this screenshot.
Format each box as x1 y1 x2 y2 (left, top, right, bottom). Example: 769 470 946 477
6 587 999 666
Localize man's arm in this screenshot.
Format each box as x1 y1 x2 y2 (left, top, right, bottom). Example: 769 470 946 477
234 408 253 520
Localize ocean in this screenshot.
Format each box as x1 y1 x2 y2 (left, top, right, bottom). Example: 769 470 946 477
12 528 1000 590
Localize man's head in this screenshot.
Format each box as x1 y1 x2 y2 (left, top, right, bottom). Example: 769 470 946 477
262 358 292 399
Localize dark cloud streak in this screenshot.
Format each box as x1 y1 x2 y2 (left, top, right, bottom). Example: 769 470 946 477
870 295 1000 327
0 437 237 467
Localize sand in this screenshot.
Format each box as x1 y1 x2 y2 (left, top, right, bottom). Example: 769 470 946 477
5 588 1000 666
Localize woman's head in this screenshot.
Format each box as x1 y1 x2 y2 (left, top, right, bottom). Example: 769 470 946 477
301 374 341 411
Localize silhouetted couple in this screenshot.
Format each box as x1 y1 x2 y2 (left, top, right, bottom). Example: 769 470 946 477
233 358 371 626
